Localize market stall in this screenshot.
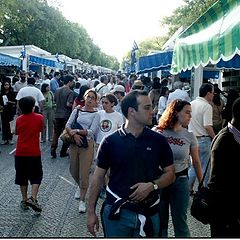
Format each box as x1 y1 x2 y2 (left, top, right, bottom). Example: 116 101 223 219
171 0 240 97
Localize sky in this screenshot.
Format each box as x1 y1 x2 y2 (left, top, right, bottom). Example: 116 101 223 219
51 0 184 61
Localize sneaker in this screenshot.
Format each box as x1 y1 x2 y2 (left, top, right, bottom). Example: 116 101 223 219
9 140 14 145
1 140 8 145
20 200 29 210
74 187 80 199
78 200 86 213
26 197 42 212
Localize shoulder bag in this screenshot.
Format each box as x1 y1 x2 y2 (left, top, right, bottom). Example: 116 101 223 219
190 158 211 224
60 108 80 145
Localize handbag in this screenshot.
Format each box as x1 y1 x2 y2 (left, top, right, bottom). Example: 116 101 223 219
60 109 80 145
60 109 88 148
71 121 88 148
190 158 211 224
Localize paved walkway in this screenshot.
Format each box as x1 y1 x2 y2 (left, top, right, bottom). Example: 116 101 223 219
0 138 210 238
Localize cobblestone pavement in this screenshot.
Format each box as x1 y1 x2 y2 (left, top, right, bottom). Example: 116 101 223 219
0 138 210 238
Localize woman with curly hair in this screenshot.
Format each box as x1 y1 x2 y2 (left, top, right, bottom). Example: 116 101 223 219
153 99 203 237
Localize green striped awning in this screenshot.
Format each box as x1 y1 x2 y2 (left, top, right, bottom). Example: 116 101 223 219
171 0 240 74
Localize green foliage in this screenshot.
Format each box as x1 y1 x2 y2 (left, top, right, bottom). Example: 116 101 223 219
0 0 119 69
161 0 218 37
123 36 167 65
121 0 218 68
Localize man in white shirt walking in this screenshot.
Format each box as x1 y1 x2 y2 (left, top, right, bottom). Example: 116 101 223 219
16 77 45 115
188 83 215 194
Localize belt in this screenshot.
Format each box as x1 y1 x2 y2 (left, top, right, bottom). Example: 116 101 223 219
196 135 209 138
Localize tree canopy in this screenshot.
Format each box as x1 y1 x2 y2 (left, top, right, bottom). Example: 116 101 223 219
161 0 218 39
0 0 119 70
0 0 220 71
123 0 218 64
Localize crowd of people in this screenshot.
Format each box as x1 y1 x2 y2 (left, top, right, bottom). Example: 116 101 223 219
0 69 239 237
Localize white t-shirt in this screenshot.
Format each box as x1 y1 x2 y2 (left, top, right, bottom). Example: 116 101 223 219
14 81 27 93
16 86 45 107
89 78 98 88
158 96 168 116
188 97 213 136
95 110 124 144
78 78 89 87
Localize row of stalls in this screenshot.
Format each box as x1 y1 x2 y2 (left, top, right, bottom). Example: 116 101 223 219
0 45 113 78
0 52 22 77
136 0 240 99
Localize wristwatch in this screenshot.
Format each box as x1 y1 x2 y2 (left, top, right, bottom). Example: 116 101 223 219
76 129 80 134
152 181 158 190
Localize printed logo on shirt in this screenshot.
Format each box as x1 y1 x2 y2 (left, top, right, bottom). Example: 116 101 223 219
100 119 112 132
167 136 185 146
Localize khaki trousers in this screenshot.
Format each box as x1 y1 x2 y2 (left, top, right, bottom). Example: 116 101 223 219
69 139 94 190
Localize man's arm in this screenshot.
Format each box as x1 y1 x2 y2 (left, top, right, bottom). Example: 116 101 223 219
16 100 21 116
205 125 215 139
38 100 44 113
154 164 175 188
129 164 175 202
87 166 107 237
190 146 203 183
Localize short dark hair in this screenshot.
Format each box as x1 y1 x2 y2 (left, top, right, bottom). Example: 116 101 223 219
54 72 60 77
27 77 36 85
100 75 108 83
19 96 35 114
121 90 148 118
93 80 100 88
63 75 74 85
114 91 125 97
199 83 213 97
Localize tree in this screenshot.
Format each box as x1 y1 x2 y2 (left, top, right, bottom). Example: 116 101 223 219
161 0 218 38
121 0 219 70
0 0 119 69
122 36 167 68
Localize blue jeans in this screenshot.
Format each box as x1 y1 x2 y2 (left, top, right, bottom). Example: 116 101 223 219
188 136 211 190
102 204 160 237
159 176 190 237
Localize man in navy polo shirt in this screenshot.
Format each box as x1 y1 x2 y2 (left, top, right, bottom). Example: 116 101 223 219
87 90 175 237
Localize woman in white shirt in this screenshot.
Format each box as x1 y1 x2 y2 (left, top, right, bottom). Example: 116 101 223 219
65 89 99 213
95 93 124 145
93 93 124 198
